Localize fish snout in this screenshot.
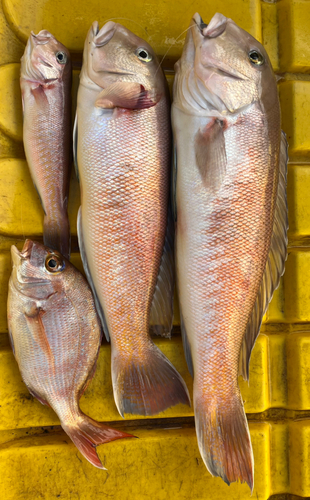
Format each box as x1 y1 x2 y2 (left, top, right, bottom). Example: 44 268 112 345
194 12 227 39
93 21 117 47
31 30 52 46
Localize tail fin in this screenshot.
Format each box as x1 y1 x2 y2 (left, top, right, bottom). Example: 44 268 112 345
62 414 134 468
43 212 70 260
112 341 190 417
194 391 254 490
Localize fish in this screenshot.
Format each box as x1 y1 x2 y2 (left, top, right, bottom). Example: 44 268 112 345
74 21 190 416
7 239 134 468
172 12 288 489
20 30 72 259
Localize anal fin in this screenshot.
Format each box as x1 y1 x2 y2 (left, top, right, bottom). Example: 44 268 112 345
77 207 110 342
180 313 194 378
149 204 175 338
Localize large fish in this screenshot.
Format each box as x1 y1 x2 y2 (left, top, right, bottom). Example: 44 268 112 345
172 13 288 489
74 21 190 416
7 240 134 468
20 31 71 259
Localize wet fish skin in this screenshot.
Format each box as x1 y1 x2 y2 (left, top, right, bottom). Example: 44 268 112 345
20 31 72 259
75 21 190 416
7 239 134 468
172 13 288 489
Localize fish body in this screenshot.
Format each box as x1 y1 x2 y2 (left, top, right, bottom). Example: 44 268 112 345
7 240 133 468
172 13 288 489
75 21 189 416
20 31 72 259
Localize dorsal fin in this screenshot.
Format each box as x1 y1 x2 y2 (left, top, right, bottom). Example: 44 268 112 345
239 131 288 380
149 205 175 338
73 114 79 181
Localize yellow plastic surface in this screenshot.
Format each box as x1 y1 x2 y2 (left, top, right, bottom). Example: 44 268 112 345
278 0 310 73
2 0 262 60
0 0 310 498
279 81 310 160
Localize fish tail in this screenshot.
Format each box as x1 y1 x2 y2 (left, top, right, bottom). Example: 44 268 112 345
194 390 254 491
62 413 135 469
112 340 190 417
43 212 70 260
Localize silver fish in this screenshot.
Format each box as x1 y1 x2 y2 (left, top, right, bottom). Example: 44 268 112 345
7 240 134 468
172 12 288 489
74 21 190 416
20 31 72 259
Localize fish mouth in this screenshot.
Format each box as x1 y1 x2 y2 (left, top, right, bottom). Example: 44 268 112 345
193 13 208 32
93 20 117 47
11 242 51 286
193 12 227 38
31 30 52 45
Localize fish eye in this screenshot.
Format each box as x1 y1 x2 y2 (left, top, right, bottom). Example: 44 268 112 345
56 51 67 65
45 253 64 273
135 48 152 63
248 50 264 66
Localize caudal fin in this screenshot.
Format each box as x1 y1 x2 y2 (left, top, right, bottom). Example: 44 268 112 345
195 391 254 490
62 414 135 468
112 341 190 417
43 212 70 260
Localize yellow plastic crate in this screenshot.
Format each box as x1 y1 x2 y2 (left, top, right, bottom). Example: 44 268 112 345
1 0 310 498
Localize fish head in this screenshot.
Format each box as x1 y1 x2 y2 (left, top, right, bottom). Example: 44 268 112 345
11 240 68 300
175 13 277 114
20 30 71 84
80 21 166 103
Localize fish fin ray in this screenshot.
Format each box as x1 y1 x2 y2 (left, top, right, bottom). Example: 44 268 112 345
73 113 79 181
95 82 157 110
7 319 15 356
195 392 254 490
31 85 48 106
195 118 227 191
180 313 194 378
112 340 190 417
172 145 177 221
24 308 55 363
77 208 110 341
27 387 50 407
149 205 174 338
62 414 134 469
239 131 288 380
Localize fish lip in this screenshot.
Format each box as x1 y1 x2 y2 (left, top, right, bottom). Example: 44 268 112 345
93 21 117 47
207 66 247 81
193 13 208 32
21 239 34 257
31 30 52 45
38 56 53 69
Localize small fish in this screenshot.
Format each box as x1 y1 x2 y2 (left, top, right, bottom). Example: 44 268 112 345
172 13 288 489
20 31 72 259
7 240 134 468
74 21 190 416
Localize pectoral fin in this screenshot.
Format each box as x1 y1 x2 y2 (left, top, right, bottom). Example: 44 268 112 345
195 118 227 192
95 82 158 110
24 307 54 363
